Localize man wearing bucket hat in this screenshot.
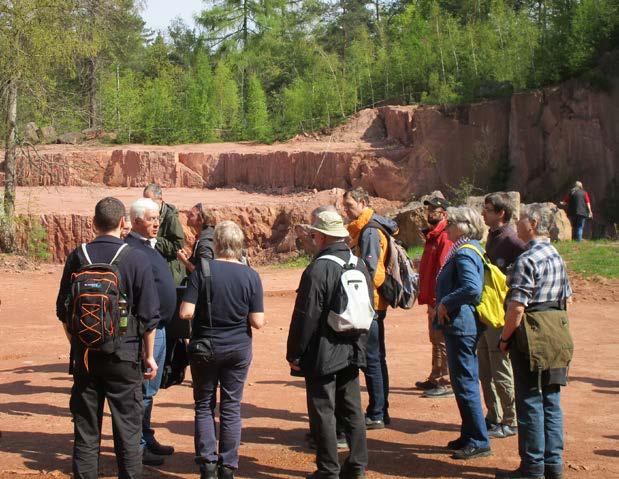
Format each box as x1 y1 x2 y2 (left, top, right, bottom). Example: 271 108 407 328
287 210 370 479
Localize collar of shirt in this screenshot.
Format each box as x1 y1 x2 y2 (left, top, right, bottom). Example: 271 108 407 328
129 231 157 249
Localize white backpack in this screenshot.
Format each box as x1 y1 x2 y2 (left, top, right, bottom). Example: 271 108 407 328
317 253 375 333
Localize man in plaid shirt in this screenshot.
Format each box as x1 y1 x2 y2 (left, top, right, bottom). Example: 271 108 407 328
496 204 572 479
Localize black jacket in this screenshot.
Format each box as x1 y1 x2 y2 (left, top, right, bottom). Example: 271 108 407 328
191 225 215 265
286 241 369 377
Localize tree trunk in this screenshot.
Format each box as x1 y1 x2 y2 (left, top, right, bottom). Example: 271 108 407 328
87 56 98 129
2 78 18 251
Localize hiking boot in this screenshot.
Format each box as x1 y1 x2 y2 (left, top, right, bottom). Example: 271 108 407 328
422 385 454 398
447 437 466 450
488 423 506 438
199 462 218 479
218 465 235 479
501 425 517 437
142 448 165 466
495 468 544 479
383 412 391 426
148 438 175 455
452 445 492 460
364 417 385 430
415 379 437 390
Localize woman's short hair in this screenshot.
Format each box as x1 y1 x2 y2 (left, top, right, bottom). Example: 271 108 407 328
194 203 216 228
520 203 553 236
447 206 486 240
214 221 244 259
344 187 370 205
130 198 159 222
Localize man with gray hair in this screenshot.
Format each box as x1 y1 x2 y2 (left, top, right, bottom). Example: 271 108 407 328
560 181 593 241
126 198 178 466
143 183 186 284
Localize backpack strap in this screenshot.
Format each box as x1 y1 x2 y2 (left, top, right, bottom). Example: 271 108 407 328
199 259 213 331
458 243 490 267
360 219 389 239
80 243 93 265
110 243 130 265
316 253 358 268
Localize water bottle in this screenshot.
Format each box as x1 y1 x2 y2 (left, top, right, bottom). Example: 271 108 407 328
119 294 128 335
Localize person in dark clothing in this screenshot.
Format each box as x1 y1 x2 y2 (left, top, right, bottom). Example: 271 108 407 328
180 221 265 479
343 187 398 429
177 202 216 273
56 197 159 479
143 183 186 284
560 181 593 241
287 210 369 479
126 198 178 466
480 193 527 439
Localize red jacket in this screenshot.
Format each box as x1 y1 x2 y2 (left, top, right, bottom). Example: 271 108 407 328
418 220 453 307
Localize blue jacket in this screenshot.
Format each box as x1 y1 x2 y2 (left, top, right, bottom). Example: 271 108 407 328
435 240 485 336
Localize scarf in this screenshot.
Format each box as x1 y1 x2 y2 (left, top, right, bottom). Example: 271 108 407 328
437 236 471 279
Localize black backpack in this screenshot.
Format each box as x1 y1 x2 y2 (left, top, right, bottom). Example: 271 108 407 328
67 243 131 355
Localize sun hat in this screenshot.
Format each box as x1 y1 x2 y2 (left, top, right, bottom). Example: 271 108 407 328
310 211 349 238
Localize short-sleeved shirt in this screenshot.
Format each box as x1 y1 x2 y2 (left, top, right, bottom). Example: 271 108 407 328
183 259 264 349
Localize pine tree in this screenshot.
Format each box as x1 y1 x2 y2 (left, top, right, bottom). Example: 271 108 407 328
244 74 272 143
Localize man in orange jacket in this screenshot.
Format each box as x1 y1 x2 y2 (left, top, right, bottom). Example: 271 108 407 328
416 196 454 398
344 187 398 429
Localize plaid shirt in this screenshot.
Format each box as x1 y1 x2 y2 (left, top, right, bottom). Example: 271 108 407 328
507 238 572 307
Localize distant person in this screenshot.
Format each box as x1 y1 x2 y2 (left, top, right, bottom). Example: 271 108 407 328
143 183 186 283
177 202 216 273
343 187 398 429
179 221 265 479
560 181 593 241
120 214 132 239
436 206 490 460
496 204 573 479
56 197 159 479
415 196 454 398
480 193 526 439
286 210 369 479
126 198 177 466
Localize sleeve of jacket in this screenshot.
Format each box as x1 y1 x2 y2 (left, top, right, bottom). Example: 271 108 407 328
132 259 161 332
156 210 185 260
439 252 483 311
55 251 80 322
286 266 326 363
196 238 215 261
359 228 382 283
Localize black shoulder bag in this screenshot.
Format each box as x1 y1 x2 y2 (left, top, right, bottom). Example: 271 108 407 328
187 259 215 366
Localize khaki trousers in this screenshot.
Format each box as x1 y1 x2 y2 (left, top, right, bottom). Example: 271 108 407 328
428 325 450 386
477 325 516 426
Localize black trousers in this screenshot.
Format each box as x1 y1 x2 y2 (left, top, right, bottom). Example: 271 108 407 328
305 366 368 479
70 353 143 479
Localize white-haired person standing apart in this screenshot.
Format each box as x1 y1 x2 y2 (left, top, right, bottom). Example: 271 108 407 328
179 221 265 479
435 206 491 460
495 204 573 479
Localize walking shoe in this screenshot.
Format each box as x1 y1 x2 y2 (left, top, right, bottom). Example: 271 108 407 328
148 438 175 455
452 445 492 460
422 385 454 398
199 462 218 479
218 465 235 479
495 468 544 479
488 423 506 438
447 437 466 450
415 379 437 390
142 448 165 466
544 466 563 479
501 425 517 437
337 433 349 450
383 412 391 426
364 417 385 430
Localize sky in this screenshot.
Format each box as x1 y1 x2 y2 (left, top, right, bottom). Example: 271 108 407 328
141 0 203 32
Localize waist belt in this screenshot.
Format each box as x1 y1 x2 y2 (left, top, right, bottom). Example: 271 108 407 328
526 300 565 312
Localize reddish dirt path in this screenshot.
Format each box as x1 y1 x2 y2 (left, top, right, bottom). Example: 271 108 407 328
0 265 617 479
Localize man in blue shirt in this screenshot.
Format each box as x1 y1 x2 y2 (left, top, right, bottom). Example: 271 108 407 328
126 198 178 466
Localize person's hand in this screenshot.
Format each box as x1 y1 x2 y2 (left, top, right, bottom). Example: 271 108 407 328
436 303 450 325
176 249 188 262
143 356 158 380
289 361 301 371
499 338 510 354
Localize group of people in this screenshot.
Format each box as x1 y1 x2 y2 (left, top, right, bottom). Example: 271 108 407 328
56 184 574 479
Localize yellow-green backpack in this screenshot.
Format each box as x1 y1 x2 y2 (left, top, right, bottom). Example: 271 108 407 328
458 244 508 328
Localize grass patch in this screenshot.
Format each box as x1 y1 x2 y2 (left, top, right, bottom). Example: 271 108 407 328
554 240 619 279
407 245 424 259
276 254 312 269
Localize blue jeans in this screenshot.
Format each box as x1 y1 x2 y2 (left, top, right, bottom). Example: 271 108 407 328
363 311 389 421
141 327 166 449
444 332 490 449
511 346 564 477
191 344 252 469
570 215 586 241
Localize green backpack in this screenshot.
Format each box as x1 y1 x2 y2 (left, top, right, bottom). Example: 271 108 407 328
459 244 508 329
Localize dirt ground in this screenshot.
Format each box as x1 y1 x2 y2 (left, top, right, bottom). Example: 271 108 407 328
0 265 617 479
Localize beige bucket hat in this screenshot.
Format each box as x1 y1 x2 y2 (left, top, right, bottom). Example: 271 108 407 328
310 210 349 238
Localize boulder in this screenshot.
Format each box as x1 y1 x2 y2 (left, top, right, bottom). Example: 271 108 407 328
81 128 102 140
57 131 84 145
38 125 57 144
24 122 40 144
528 202 571 242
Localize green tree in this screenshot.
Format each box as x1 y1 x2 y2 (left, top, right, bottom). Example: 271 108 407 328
184 50 215 142
244 74 272 142
211 61 241 139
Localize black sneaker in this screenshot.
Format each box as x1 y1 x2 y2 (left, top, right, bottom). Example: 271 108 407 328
488 423 506 438
447 437 466 450
422 385 454 398
452 445 492 460
199 462 218 479
415 379 437 390
495 468 544 479
337 434 349 450
148 438 175 455
364 417 385 430
218 465 235 479
501 425 517 437
142 448 165 466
